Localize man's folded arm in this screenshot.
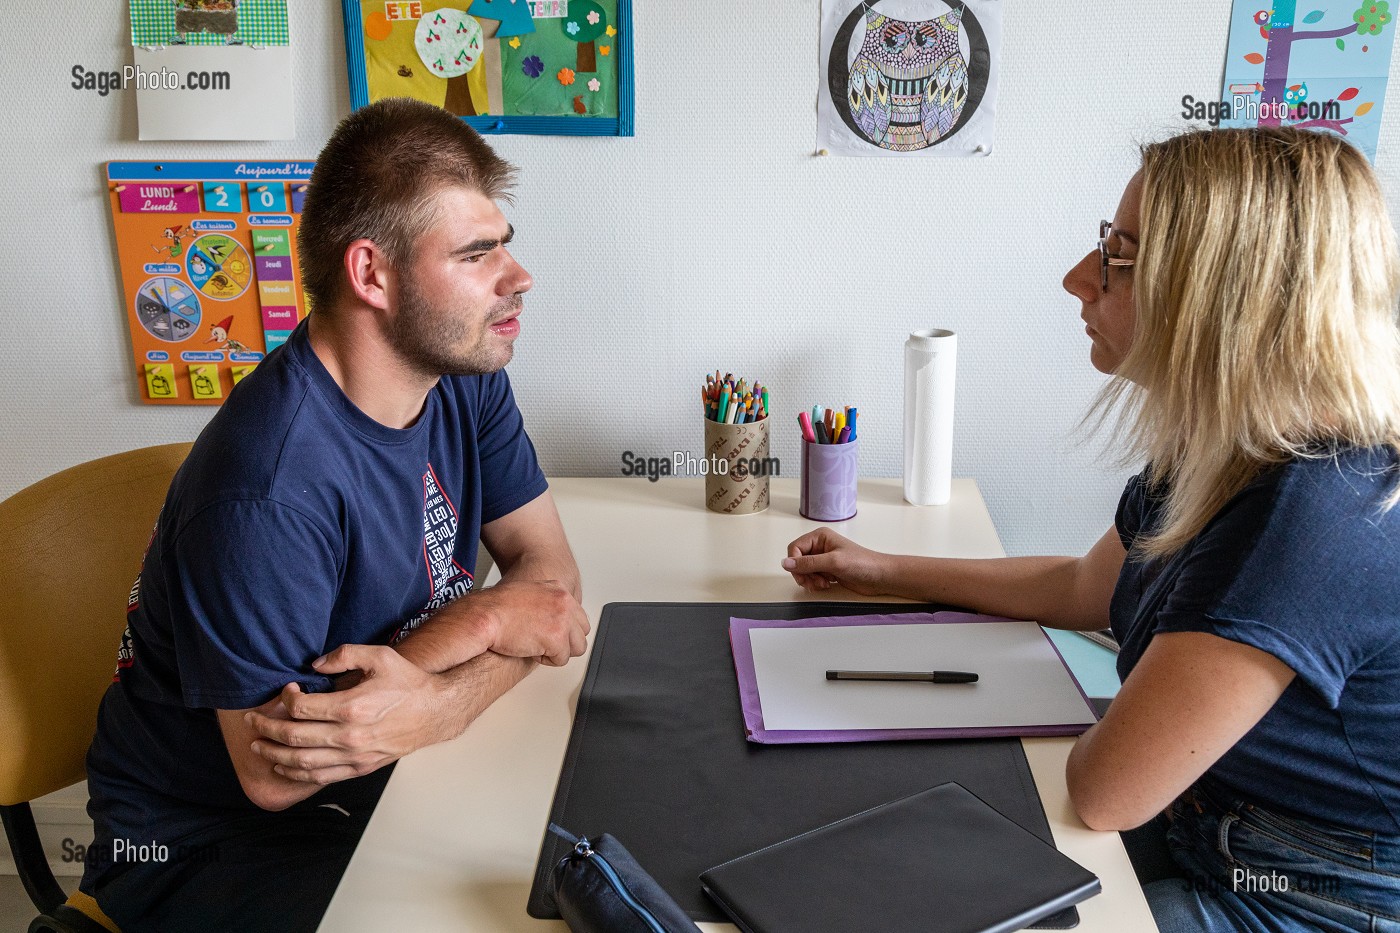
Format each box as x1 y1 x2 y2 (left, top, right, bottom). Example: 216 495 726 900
220 648 534 810
199 491 583 803
219 700 327 811
239 647 535 793
392 490 588 673
485 489 581 600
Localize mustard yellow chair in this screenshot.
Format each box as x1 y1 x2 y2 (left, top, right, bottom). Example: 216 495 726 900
0 443 192 933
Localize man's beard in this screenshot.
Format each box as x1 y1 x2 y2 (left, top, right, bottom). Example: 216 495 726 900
388 271 518 377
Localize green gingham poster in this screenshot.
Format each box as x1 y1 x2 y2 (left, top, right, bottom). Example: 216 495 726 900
130 0 289 47
127 0 295 138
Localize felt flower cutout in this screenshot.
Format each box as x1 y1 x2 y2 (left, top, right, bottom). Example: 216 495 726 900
586 10 600 24
557 67 576 85
599 44 611 55
587 77 600 92
508 36 521 49
605 24 617 36
565 20 580 35
522 55 543 77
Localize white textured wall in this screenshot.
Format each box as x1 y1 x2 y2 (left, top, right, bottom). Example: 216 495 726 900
5 1 1400 556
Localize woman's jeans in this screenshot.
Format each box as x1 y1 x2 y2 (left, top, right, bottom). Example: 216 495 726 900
1134 778 1400 932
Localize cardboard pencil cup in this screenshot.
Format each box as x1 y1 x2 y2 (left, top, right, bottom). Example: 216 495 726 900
800 438 859 522
703 417 770 514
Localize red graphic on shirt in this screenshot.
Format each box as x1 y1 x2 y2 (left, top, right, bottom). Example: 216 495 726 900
422 464 468 596
392 464 474 645
113 627 135 682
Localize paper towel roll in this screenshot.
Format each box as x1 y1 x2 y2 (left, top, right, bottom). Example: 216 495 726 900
903 329 957 505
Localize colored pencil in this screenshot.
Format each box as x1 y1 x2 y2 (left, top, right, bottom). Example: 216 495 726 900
703 372 771 422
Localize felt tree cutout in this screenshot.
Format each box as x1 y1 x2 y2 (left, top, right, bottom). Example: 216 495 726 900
467 0 536 36
1246 0 1390 135
459 1 529 116
417 11 483 117
562 1 607 73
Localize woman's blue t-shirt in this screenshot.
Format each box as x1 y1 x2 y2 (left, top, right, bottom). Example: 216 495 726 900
1111 446 1400 835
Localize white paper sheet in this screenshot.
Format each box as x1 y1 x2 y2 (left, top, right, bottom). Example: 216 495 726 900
135 45 294 141
748 622 1096 732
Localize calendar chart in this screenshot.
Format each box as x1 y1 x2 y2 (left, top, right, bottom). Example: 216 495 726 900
108 160 314 405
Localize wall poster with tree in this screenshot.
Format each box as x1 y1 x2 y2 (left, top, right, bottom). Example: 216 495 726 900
1221 0 1395 161
341 0 634 136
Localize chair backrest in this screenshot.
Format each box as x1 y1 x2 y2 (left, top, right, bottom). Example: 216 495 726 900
0 443 192 806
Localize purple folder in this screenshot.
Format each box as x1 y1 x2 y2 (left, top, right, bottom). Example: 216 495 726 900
730 611 1098 745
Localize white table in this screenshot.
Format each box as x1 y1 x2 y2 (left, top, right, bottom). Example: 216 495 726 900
319 478 1158 932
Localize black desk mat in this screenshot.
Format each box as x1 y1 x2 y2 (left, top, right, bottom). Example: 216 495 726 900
528 602 1081 928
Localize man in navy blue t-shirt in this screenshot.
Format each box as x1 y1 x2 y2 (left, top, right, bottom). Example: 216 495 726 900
80 98 590 931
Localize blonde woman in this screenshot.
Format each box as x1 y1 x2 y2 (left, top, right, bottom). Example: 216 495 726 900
782 127 1400 933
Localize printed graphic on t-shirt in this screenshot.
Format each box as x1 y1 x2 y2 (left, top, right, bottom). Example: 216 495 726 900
422 463 468 596
112 626 136 682
117 581 141 681
114 517 161 680
392 464 474 645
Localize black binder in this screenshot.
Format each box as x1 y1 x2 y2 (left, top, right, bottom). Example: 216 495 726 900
701 782 1102 933
527 602 1087 928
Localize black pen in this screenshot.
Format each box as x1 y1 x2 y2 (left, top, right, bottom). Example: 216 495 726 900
826 670 979 684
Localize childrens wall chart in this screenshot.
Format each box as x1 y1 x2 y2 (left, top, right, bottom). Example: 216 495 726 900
817 0 1002 157
108 161 312 405
341 0 634 136
1220 0 1396 162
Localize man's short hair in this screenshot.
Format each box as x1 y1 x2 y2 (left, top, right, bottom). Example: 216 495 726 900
297 97 517 314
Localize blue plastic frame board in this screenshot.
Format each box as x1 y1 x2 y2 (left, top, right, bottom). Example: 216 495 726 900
341 0 634 136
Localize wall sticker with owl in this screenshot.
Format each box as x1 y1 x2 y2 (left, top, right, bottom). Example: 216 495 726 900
1218 0 1395 163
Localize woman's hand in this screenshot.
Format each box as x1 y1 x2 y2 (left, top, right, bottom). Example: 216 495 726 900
782 528 891 596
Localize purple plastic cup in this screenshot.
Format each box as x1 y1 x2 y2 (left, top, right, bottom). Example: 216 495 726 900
800 438 859 521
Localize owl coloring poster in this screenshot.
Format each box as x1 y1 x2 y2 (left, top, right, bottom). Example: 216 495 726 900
818 0 1001 157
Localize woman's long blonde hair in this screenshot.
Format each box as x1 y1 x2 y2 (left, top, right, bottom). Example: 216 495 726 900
1097 127 1400 559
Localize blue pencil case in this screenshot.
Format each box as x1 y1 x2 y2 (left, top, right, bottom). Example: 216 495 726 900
547 823 702 933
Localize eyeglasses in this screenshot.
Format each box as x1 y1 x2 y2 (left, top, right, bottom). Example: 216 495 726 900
1099 219 1135 292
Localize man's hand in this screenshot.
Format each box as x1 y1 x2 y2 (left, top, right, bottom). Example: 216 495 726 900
472 580 590 666
398 579 589 670
390 490 586 674
781 528 890 596
245 645 453 785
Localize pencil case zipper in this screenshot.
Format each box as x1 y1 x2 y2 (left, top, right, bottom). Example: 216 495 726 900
550 824 668 933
